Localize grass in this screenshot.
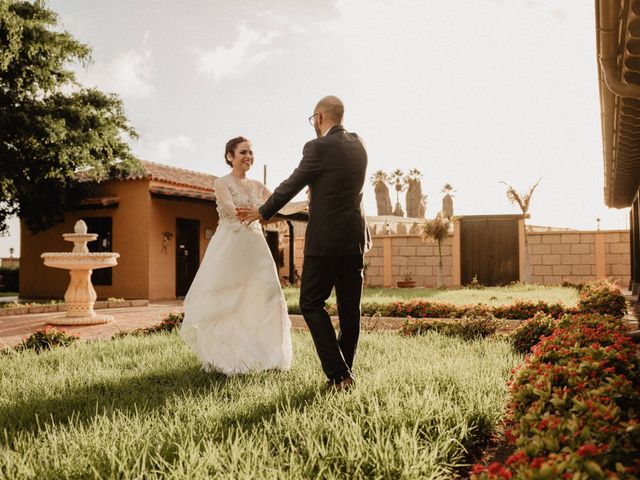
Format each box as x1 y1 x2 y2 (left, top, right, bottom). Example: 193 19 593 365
0 292 17 298
283 284 579 313
0 332 521 479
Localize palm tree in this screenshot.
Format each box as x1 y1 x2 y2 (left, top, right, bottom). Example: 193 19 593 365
389 169 407 217
370 170 393 215
441 183 454 219
405 168 427 218
499 178 542 283
422 213 451 288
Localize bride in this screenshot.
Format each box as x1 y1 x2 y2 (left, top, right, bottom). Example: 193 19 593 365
180 136 303 375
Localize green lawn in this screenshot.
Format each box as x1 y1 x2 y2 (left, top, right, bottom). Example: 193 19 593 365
0 332 520 479
283 284 579 313
0 292 18 297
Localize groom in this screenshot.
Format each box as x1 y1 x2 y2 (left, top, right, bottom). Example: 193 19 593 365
238 95 369 391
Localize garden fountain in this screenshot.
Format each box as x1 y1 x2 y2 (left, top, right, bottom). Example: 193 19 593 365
41 219 119 325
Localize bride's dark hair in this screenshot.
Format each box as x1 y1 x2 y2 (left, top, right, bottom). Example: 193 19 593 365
225 136 250 166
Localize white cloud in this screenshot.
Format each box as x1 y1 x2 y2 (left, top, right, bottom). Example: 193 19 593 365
79 47 154 99
193 25 280 82
136 135 196 163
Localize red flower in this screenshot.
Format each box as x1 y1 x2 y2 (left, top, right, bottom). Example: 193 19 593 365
530 457 545 469
576 443 600 457
505 451 527 466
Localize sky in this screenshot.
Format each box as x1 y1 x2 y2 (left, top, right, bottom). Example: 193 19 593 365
0 0 630 257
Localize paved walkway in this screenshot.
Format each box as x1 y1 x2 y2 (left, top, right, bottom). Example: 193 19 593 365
0 301 184 349
0 300 421 349
2 300 638 350
0 301 333 349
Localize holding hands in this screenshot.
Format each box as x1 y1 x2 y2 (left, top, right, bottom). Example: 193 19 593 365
237 207 263 224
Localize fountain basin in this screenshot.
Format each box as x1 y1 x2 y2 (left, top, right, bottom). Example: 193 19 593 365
41 252 119 270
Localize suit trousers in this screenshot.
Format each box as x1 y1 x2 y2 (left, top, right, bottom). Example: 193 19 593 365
299 254 364 383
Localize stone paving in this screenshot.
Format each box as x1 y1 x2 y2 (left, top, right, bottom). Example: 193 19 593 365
0 301 323 349
0 301 184 349
1 300 637 350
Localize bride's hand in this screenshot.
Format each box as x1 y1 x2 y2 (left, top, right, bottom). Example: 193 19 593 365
237 207 262 224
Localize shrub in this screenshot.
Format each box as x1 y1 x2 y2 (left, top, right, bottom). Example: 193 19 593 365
471 314 640 479
509 312 557 354
115 313 184 338
0 266 19 292
401 313 504 340
361 301 393 317
456 313 506 340
577 279 626 318
389 299 571 320
11 326 79 353
389 300 459 318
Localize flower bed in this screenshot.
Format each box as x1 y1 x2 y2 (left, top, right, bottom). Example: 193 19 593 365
400 313 505 340
471 314 640 479
577 279 627 318
387 299 576 320
0 299 149 316
115 313 183 337
378 280 625 321
508 312 557 355
2 326 79 354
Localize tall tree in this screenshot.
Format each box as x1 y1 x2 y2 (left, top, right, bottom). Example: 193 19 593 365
0 0 140 235
405 168 426 219
441 183 454 219
370 170 393 215
389 169 407 217
500 178 542 284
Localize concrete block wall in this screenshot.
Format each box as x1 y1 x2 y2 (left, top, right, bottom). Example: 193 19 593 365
527 230 630 286
280 228 630 288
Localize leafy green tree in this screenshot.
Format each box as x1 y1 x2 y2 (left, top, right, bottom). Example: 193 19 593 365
0 0 140 234
422 213 451 288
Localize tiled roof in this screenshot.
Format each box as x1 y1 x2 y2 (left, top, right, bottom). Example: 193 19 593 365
128 160 217 191
596 0 640 207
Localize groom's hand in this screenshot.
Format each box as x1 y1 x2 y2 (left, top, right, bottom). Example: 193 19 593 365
237 207 263 224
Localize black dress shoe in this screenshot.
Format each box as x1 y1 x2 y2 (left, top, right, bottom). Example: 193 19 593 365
323 376 355 392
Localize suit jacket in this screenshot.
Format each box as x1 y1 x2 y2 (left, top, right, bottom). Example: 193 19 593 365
259 125 370 256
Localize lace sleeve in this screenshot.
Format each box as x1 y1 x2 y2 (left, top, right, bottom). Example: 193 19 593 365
259 182 271 203
214 178 237 220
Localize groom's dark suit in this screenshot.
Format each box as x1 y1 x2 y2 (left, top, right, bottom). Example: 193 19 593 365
259 124 369 383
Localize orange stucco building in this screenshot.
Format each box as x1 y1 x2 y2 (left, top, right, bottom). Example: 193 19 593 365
20 162 220 300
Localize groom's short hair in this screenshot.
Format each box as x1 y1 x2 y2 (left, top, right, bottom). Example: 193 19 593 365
316 96 344 123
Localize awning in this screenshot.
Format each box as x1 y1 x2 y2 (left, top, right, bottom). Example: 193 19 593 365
76 196 120 210
149 185 215 203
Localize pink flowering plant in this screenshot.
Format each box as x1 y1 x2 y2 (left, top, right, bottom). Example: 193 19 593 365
390 299 575 322
15 326 79 353
115 312 184 338
577 279 626 318
509 312 557 354
471 314 640 479
400 313 505 340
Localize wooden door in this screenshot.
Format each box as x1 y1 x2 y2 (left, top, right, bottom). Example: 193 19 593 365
460 217 519 286
176 218 200 297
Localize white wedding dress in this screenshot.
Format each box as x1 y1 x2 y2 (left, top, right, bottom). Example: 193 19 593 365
180 174 300 375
